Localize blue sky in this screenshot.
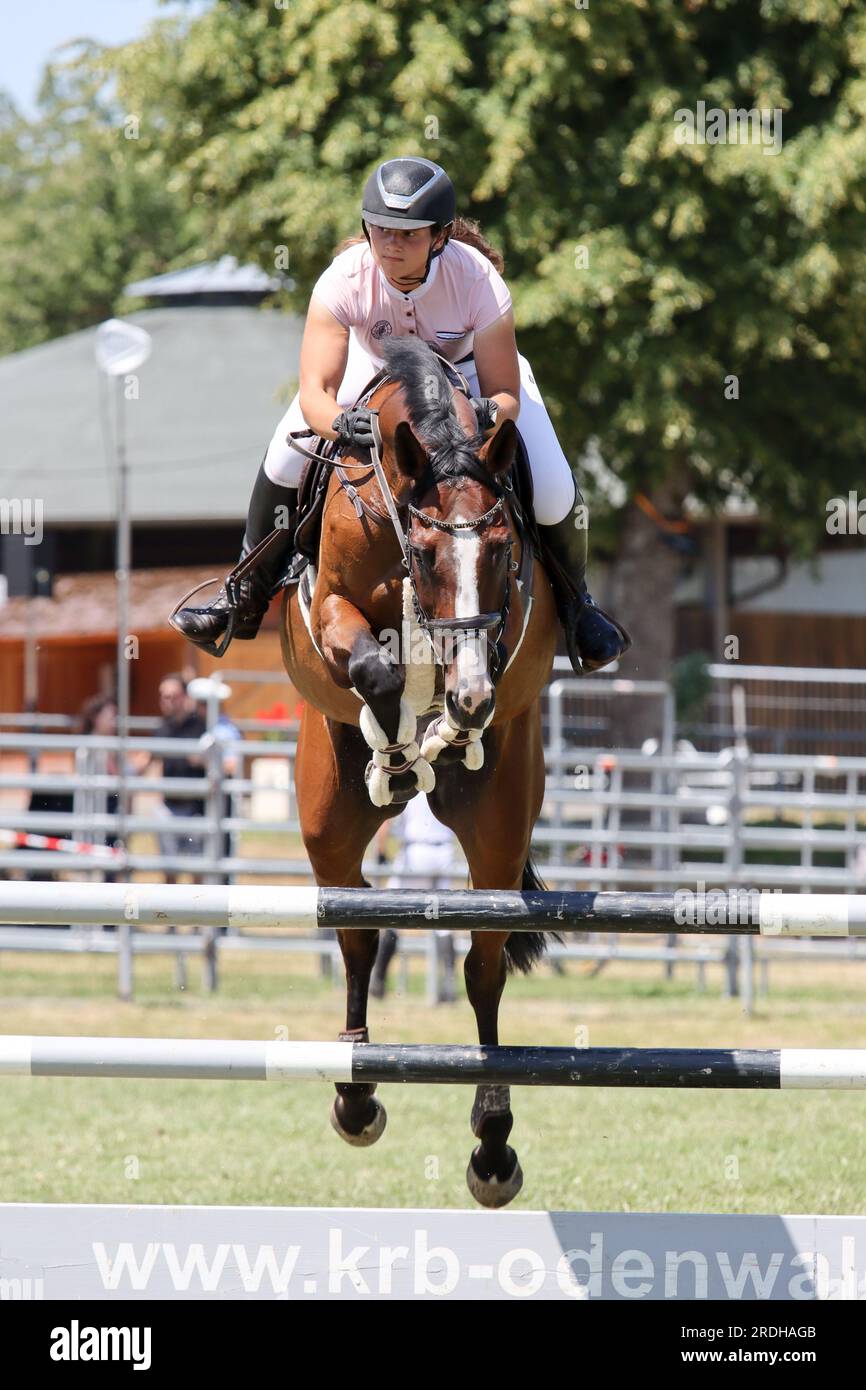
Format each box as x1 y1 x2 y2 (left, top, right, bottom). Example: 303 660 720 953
1 0 210 116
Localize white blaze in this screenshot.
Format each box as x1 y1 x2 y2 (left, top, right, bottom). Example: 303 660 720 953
452 520 486 694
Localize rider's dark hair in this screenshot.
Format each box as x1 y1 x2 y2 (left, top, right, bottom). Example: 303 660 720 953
78 693 117 735
336 216 504 272
159 672 187 693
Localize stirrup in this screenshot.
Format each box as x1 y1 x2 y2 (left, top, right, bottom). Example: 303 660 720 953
167 529 288 658
167 576 242 658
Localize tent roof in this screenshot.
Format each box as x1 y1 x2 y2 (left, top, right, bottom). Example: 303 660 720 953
125 255 283 298
1 306 304 524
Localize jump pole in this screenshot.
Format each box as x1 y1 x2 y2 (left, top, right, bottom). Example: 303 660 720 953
2 1036 866 1088
1 882 865 935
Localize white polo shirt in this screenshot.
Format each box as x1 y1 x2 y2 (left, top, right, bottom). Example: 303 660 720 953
311 238 512 366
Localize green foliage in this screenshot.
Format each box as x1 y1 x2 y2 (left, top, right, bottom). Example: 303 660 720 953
3 0 865 553
673 649 713 722
0 41 189 355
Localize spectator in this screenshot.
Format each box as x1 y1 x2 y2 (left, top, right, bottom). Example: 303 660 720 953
25 693 121 882
187 677 242 871
371 795 459 1002
187 677 242 758
73 695 125 878
24 755 75 884
144 674 207 883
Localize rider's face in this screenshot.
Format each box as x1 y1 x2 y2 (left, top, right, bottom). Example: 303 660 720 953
366 223 443 288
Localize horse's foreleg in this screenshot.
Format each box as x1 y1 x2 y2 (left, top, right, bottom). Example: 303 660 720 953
317 593 433 806
318 592 403 731
463 929 524 1206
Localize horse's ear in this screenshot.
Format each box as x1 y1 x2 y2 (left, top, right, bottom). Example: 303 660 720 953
393 420 428 479
480 418 518 478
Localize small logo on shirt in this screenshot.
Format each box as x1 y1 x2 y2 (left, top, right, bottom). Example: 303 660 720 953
436 330 467 341
371 320 393 340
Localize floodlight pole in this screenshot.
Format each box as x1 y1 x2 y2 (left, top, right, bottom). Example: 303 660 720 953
94 318 151 1002
114 374 131 859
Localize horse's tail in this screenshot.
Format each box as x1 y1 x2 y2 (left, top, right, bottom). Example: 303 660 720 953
502 854 562 974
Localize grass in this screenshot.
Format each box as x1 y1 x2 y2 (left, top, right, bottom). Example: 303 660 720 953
1 945 865 1214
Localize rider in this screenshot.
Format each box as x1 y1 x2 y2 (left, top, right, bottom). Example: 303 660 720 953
171 156 630 672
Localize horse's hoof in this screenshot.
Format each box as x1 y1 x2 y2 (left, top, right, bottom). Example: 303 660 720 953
466 1146 523 1208
389 779 420 806
330 1095 387 1148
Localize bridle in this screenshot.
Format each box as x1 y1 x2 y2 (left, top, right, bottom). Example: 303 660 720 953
289 358 518 680
405 488 515 680
367 411 516 680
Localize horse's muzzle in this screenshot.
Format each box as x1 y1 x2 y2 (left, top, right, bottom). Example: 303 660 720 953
445 682 495 732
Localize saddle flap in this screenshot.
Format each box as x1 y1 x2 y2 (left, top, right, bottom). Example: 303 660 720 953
293 446 334 565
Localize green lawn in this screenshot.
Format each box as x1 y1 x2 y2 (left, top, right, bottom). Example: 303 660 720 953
1 944 865 1214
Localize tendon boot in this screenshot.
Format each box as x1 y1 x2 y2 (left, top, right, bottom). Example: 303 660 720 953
539 483 632 675
170 462 298 657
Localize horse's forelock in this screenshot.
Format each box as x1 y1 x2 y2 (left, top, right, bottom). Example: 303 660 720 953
380 338 484 485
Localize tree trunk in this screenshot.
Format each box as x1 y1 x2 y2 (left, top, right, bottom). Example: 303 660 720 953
603 478 688 750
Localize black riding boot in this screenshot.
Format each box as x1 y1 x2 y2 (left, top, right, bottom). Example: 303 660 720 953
538 482 632 674
170 462 298 657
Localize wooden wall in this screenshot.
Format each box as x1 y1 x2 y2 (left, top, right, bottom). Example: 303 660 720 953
0 608 298 723
0 633 192 718
677 609 866 669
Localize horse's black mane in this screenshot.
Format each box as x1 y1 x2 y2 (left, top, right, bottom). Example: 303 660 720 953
381 337 493 490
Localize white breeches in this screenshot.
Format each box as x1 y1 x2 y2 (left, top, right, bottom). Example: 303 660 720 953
263 334 576 525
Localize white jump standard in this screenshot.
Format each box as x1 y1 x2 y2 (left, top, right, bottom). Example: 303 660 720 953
3 1036 866 1088
1 882 865 935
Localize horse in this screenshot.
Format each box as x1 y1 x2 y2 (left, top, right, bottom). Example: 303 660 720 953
281 336 558 1207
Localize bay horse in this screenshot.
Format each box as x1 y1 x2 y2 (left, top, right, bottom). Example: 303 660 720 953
281 337 558 1207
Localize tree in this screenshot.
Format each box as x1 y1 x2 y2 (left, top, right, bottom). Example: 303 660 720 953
0 40 189 355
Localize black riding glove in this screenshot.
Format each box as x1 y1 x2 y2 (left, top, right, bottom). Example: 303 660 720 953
332 407 374 450
469 397 499 432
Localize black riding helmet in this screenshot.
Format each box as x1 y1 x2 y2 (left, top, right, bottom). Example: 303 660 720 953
361 157 456 285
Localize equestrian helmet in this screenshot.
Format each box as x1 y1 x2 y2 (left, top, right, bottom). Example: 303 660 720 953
361 157 456 231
